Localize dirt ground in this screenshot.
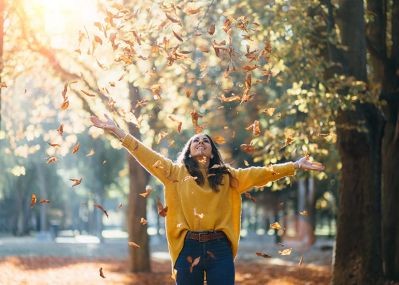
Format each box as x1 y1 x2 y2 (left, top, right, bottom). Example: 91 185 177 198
0 256 331 285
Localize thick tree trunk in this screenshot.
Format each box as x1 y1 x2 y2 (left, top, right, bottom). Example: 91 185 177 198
366 0 399 280
332 0 384 284
127 83 151 272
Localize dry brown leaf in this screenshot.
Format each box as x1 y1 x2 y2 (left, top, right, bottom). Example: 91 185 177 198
208 24 215 35
47 156 58 164
157 198 168 217
30 194 37 208
99 267 106 278
140 218 147 225
57 124 64 136
256 252 272 258
70 178 82 187
94 204 109 218
172 30 183 42
39 199 50 204
72 143 80 154
270 222 282 230
240 144 255 154
244 192 256 203
213 136 226 144
128 241 140 248
60 100 69 110
278 248 292 256
139 185 153 198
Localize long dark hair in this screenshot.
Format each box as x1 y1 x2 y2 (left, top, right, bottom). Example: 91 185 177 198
177 134 237 192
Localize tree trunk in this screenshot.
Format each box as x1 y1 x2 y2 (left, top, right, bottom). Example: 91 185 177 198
332 0 384 284
366 0 399 280
127 83 151 272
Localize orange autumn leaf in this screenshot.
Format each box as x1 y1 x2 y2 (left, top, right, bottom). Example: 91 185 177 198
62 82 68 99
219 94 241 103
256 252 272 258
30 194 37 208
157 198 168 217
72 143 80 154
164 12 181 24
213 136 226 144
128 241 140 248
186 256 201 273
245 120 261 136
278 248 293 256
57 124 64 136
99 267 105 278
60 99 69 110
39 199 50 204
140 218 147 225
94 204 109 218
94 35 102 45
240 144 255 154
208 23 215 35
186 7 201 15
70 178 82 187
47 156 58 164
270 222 282 230
242 65 258 71
139 185 153 198
261 107 276 116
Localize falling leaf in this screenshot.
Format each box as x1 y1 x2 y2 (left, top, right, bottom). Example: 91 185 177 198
223 18 232 34
81 90 96 97
30 194 37 208
244 192 256 203
94 204 109 218
39 199 50 204
94 35 103 45
165 12 181 24
207 250 216 259
150 84 162 100
219 94 241 103
62 83 68 99
60 99 69 110
187 256 201 273
173 30 183 42
118 203 123 209
186 6 201 15
298 255 304 266
48 142 61 148
240 144 255 154
0 82 7 88
213 136 226 144
299 210 309 216
139 185 153 198
256 252 272 258
208 23 215 35
270 222 282 230
140 218 147 225
245 120 261 136
261 108 276 116
86 149 95 157
157 198 168 217
278 248 292 256
57 124 64 136
72 143 80 154
99 267 105 278
47 156 58 164
70 178 82 187
128 241 140 248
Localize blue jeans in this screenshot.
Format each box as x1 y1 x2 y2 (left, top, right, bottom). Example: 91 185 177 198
174 232 235 285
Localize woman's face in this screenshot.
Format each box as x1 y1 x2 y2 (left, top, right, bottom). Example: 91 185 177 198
189 134 213 159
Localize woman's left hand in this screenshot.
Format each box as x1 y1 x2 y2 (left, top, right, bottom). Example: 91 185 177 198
294 156 325 171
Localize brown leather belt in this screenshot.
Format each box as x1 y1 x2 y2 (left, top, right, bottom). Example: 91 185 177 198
187 231 226 242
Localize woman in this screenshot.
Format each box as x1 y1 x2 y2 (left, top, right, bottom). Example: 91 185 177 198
91 115 324 285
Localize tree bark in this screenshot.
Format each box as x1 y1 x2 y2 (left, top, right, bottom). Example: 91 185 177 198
332 0 384 284
367 0 399 280
127 83 151 272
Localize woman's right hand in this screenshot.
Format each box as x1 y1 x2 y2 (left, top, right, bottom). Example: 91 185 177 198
90 114 117 132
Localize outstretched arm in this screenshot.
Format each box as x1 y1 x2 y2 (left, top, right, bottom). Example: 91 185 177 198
90 115 177 184
231 156 325 194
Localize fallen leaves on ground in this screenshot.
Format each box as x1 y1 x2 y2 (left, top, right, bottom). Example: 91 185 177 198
0 256 332 285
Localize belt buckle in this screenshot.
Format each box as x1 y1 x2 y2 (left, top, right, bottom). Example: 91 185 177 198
198 232 207 242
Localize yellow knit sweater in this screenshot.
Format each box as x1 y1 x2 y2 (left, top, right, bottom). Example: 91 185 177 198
122 134 296 269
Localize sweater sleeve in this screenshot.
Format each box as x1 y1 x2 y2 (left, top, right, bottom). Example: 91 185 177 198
230 162 296 194
121 134 177 185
